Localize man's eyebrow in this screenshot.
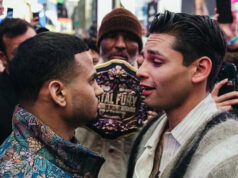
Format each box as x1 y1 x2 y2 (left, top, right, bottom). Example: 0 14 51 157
147 49 162 56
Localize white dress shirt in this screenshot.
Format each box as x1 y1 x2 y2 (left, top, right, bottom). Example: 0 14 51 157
134 94 219 178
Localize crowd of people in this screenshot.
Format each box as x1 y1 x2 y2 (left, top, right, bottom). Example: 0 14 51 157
0 1 238 178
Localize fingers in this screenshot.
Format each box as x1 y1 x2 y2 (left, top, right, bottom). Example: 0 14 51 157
216 104 233 111
216 96 238 105
232 11 237 21
214 91 238 103
212 90 238 111
211 79 238 112
211 79 228 97
214 8 217 14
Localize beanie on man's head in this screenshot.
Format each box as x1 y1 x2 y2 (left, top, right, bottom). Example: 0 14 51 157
97 8 143 51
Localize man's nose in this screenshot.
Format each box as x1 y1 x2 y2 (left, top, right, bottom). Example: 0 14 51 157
95 83 104 96
136 60 149 79
114 34 126 49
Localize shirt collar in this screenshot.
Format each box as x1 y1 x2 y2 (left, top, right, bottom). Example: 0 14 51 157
144 94 218 150
13 106 105 175
144 114 168 149
171 94 219 146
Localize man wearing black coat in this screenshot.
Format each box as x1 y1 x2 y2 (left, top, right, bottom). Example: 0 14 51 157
0 18 36 144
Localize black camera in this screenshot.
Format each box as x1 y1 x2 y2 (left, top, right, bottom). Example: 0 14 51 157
216 63 238 96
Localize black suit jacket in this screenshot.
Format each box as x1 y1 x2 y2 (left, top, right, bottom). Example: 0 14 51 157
0 71 18 144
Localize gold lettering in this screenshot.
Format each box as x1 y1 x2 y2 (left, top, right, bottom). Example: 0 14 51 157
109 93 113 104
104 93 110 103
104 93 113 104
132 96 137 107
115 94 121 105
126 95 133 106
99 93 106 103
121 94 127 105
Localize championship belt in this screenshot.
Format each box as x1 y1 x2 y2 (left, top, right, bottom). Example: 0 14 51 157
86 59 149 139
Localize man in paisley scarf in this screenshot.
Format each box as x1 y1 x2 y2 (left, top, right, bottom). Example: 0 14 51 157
0 32 105 177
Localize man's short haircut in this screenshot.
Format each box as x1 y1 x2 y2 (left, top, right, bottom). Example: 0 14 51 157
0 18 34 54
83 37 98 53
149 10 226 91
9 32 89 103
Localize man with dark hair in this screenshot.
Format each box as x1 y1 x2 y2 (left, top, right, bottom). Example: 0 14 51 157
0 32 105 177
128 11 238 178
75 8 145 178
0 18 36 71
0 18 36 144
83 37 100 65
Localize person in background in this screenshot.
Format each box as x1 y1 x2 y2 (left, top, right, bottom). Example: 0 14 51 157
195 0 208 15
88 23 97 39
83 37 100 65
0 18 36 144
0 0 4 72
0 32 105 177
75 8 144 178
211 9 238 112
97 8 142 67
0 0 4 16
128 10 238 178
31 11 50 34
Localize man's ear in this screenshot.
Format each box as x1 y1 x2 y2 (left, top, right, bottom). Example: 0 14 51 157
191 56 212 83
48 80 67 107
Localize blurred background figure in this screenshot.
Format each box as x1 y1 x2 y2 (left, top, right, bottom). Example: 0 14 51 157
87 22 97 39
83 37 100 65
0 18 36 144
195 0 208 15
0 0 4 72
33 24 49 34
0 0 4 16
211 1 238 113
193 0 238 113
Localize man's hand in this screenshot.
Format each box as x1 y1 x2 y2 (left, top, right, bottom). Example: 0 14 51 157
212 79 238 111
